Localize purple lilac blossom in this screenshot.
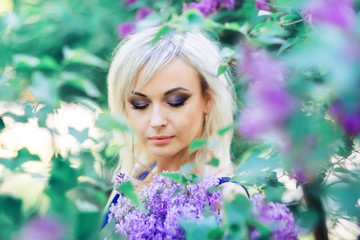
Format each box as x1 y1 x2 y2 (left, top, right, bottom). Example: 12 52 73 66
21 216 65 240
255 0 271 11
135 7 153 22
118 22 135 38
124 0 136 5
219 0 234 9
182 0 234 17
237 45 294 139
290 165 312 185
238 85 294 139
330 100 360 136
109 174 221 239
305 0 356 30
250 194 299 240
241 45 285 84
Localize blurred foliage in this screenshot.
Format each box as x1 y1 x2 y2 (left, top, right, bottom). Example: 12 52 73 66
1 0 360 239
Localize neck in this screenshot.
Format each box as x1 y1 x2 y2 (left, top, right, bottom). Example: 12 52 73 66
155 149 190 173
156 155 182 173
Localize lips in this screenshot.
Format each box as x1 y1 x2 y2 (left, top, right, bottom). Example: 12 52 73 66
149 136 173 145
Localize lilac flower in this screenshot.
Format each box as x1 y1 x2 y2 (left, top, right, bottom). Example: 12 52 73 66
182 0 234 17
241 45 285 84
255 0 271 11
290 165 312 185
330 100 360 136
21 216 65 240
305 0 356 30
109 174 221 239
108 172 298 239
238 84 294 139
219 0 235 9
250 194 299 240
118 22 135 38
135 7 153 22
124 0 136 5
237 45 295 139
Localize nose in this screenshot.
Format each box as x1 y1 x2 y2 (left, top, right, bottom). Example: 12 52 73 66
150 105 167 128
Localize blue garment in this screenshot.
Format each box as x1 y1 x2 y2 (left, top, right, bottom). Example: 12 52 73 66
102 175 249 228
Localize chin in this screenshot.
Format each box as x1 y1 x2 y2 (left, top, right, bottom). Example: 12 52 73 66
149 147 182 160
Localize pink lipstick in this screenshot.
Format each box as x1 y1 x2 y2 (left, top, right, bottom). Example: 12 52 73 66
149 136 173 145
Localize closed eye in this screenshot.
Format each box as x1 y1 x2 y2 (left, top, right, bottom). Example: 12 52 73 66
167 95 189 108
129 99 149 110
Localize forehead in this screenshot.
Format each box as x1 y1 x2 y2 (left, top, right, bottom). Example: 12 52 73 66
133 58 202 94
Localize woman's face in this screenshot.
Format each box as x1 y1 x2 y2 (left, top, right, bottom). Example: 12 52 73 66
125 58 212 163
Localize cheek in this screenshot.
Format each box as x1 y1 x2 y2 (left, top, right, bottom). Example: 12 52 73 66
176 105 204 137
126 111 148 137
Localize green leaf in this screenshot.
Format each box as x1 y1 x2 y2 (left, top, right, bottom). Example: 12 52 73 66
2 112 28 123
206 226 225 240
99 217 126 240
277 37 297 55
47 155 79 194
0 116 5 131
68 127 89 144
179 162 195 174
185 9 204 26
186 173 203 184
30 72 58 107
223 22 242 31
151 25 171 45
189 139 207 151
38 55 61 71
269 12 282 20
12 54 39 68
60 71 101 98
280 14 301 24
333 167 351 173
96 112 132 132
76 211 102 239
117 181 143 210
178 8 204 31
233 149 281 186
160 172 187 185
181 215 218 240
224 194 251 237
0 195 23 225
77 150 97 179
263 185 286 202
62 47 108 70
217 64 228 77
248 218 271 237
217 124 235 136
206 158 219 167
0 148 40 171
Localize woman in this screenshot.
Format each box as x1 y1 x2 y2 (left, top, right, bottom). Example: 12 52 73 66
104 27 247 223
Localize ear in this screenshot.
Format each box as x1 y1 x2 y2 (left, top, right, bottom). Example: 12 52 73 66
203 90 213 114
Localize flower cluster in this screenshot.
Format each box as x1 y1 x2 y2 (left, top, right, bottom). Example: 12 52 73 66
118 6 154 38
250 194 299 240
305 0 356 30
255 0 271 11
21 216 65 240
108 173 299 239
237 45 295 139
330 99 360 136
108 174 222 239
182 0 234 17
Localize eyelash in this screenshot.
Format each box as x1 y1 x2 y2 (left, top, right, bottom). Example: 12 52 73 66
131 97 188 110
132 104 148 110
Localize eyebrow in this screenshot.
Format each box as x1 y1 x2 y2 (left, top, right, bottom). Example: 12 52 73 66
131 87 190 98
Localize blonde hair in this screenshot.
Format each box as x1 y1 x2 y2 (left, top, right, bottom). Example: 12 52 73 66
107 27 236 179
